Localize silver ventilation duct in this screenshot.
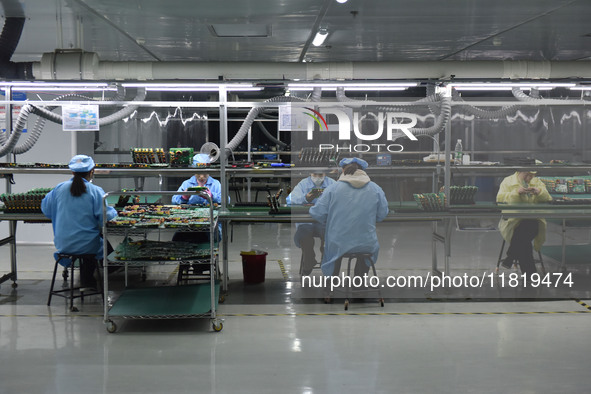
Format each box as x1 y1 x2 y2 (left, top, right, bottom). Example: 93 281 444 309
33 51 591 81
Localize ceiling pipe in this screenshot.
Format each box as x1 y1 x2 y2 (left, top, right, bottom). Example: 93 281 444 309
31 52 591 81
0 17 33 79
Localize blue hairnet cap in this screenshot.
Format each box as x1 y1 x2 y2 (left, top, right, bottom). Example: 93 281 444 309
192 153 211 166
68 155 95 172
338 157 368 170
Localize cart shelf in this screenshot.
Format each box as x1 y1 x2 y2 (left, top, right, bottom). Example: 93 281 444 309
103 190 222 333
108 282 220 318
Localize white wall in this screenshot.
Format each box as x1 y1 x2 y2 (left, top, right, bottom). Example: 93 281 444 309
1 113 75 244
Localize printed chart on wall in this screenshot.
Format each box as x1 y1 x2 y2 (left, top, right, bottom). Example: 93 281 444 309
62 104 100 131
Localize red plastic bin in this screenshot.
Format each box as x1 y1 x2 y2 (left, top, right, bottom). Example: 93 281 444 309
240 251 268 284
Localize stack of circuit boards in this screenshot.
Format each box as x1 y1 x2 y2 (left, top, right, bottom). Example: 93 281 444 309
130 148 167 164
449 186 478 205
0 188 53 213
169 148 194 166
297 147 339 166
413 192 447 212
111 237 211 261
108 204 216 230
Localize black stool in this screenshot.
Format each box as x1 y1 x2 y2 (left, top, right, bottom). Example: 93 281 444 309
495 240 546 274
47 253 103 312
333 252 384 311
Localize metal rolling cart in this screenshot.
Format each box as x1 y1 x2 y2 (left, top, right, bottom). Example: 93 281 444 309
102 190 222 333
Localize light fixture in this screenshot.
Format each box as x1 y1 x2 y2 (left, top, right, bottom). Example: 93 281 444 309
451 82 576 91
287 82 417 91
120 83 262 92
0 81 116 92
312 28 328 47
336 0 348 3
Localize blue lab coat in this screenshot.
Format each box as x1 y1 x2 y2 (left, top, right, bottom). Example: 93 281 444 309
309 170 389 276
41 178 117 258
172 175 222 205
287 176 336 247
172 175 225 239
286 176 336 206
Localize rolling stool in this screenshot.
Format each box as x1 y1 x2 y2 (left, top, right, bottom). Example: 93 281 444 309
327 252 384 311
495 240 546 274
47 253 103 312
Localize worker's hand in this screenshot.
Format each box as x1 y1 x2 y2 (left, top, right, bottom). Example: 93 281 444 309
305 191 318 202
182 190 191 200
528 187 540 195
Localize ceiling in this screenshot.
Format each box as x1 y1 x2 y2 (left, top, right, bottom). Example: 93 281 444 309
2 0 591 81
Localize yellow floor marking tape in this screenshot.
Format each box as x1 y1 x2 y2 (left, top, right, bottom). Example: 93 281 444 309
277 259 289 281
574 299 591 311
219 310 591 317
1 310 589 318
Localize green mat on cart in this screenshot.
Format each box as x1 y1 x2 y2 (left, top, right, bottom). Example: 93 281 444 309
108 282 220 317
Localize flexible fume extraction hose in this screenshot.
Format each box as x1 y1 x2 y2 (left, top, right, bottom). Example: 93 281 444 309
29 87 146 127
375 91 450 138
0 104 32 157
335 86 450 137
511 87 572 104
1 88 126 154
256 121 288 148
406 95 451 137
225 87 320 152
227 95 305 151
451 88 520 119
0 87 142 158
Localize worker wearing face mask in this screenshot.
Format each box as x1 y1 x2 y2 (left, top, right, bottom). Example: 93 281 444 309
286 172 336 275
172 153 227 240
309 158 389 277
171 153 227 275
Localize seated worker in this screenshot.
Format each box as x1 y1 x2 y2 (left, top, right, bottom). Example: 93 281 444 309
310 158 388 277
172 154 222 207
286 172 336 275
172 153 224 244
496 171 552 275
41 155 117 289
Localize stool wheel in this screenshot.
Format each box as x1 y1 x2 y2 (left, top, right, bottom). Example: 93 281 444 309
212 320 223 332
106 320 117 333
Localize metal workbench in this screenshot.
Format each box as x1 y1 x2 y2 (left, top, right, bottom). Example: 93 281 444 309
218 203 591 292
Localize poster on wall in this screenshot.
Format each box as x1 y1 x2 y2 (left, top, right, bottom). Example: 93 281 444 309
278 105 308 131
62 104 99 131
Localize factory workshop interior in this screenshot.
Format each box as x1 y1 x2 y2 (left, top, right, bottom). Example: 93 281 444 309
2 1 591 393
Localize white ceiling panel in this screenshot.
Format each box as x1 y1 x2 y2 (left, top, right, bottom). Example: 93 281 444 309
1 0 590 78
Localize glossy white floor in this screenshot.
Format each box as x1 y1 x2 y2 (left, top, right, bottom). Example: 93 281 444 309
1 222 591 394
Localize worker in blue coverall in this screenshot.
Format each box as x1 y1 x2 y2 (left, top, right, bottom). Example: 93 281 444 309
286 172 336 275
172 154 222 207
172 153 224 273
41 155 117 289
309 158 389 277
